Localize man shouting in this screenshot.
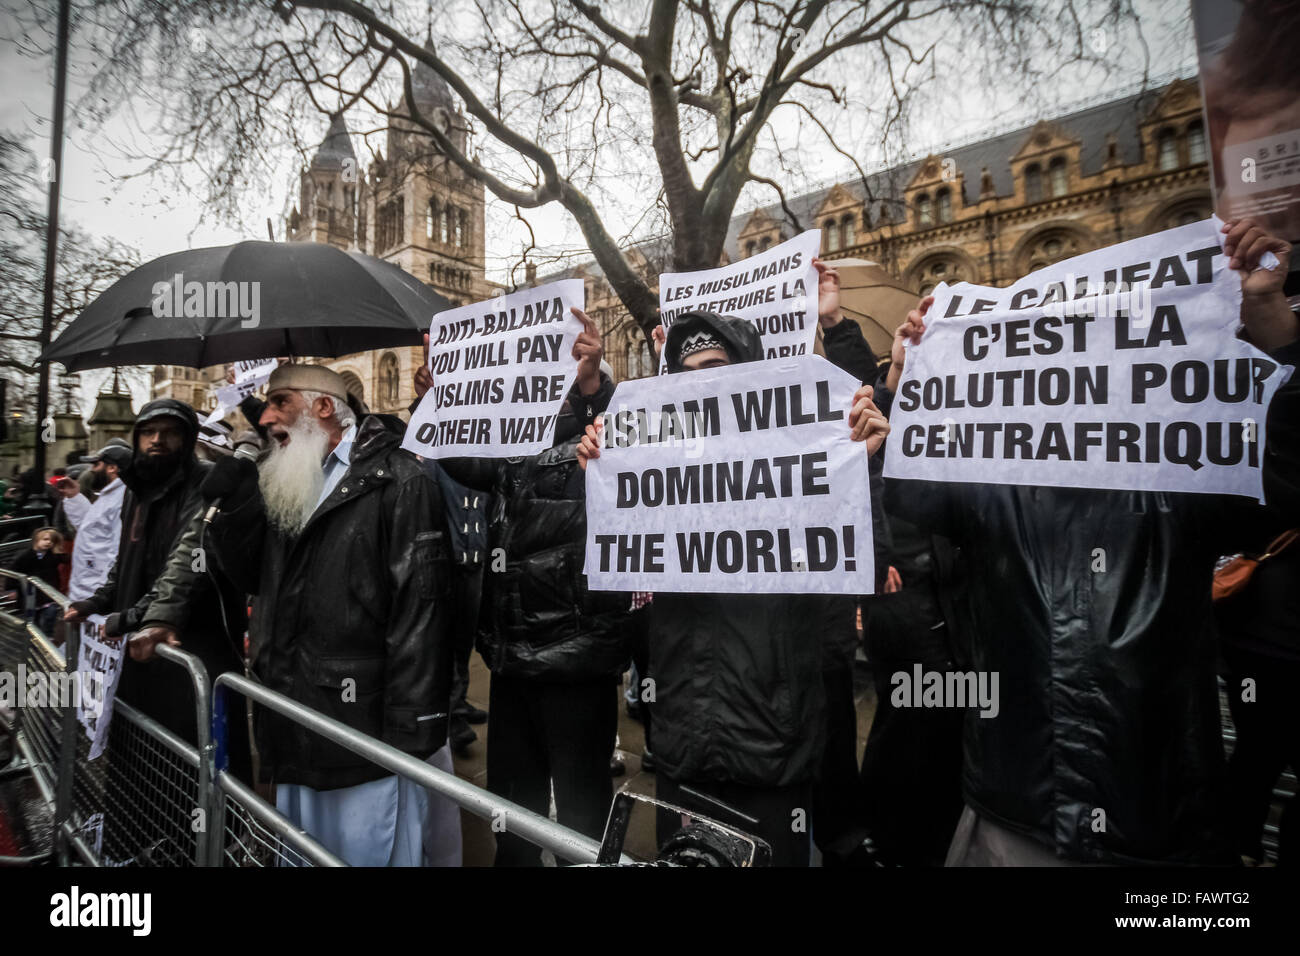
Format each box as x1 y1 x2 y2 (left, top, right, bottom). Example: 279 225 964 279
172 364 459 866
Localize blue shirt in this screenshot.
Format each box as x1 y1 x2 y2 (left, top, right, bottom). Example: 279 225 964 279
315 424 357 513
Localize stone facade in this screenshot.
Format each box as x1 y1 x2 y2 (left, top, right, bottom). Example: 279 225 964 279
154 39 496 421
549 78 1213 383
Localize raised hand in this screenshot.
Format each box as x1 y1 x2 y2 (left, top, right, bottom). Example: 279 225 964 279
572 307 604 394
414 332 433 398
813 257 843 328
886 295 934 392
576 417 604 471
848 383 890 458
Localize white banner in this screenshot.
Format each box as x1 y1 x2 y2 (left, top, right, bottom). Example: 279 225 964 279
76 616 124 761
585 355 874 594
658 230 820 371
883 218 1292 500
203 358 277 425
403 280 584 459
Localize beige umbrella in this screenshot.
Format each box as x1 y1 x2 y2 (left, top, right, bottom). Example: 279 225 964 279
813 257 919 361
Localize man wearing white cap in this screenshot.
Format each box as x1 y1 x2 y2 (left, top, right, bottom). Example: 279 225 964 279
137 363 461 866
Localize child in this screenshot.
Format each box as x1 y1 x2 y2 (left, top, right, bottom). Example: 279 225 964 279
13 527 68 635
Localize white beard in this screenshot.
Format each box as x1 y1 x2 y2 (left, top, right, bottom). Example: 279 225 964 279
259 415 330 536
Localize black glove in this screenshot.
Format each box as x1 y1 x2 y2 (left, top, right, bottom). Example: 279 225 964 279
200 455 258 508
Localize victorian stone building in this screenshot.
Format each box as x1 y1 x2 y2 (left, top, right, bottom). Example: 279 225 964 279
548 77 1212 383
153 38 495 419
155 75 1212 409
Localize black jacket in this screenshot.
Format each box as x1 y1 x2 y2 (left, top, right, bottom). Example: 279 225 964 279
80 399 247 747
884 336 1300 864
442 374 632 681
650 312 842 788
204 414 454 790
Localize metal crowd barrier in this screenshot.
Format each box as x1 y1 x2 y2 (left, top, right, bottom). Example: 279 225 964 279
212 673 613 866
2 564 614 867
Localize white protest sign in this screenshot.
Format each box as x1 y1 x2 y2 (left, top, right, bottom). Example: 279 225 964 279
884 218 1292 500
403 279 585 458
203 358 277 425
75 616 125 761
658 230 821 371
585 354 874 594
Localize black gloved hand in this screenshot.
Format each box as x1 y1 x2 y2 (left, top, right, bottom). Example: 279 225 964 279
200 455 258 508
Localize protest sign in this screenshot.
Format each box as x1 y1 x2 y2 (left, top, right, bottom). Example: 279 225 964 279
203 358 277 426
403 280 585 459
884 218 1292 500
658 230 821 370
75 616 125 761
584 354 874 594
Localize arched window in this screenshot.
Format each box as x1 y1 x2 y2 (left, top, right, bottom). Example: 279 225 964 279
825 219 840 253
758 236 771 252
915 194 933 228
1049 157 1068 198
1187 121 1206 165
379 353 400 405
1157 128 1178 171
457 209 469 247
745 240 756 258
443 205 456 245
840 215 856 249
426 200 438 240
935 188 952 224
1024 164 1043 203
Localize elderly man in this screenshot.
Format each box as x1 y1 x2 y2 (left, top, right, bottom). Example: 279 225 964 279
168 363 460 867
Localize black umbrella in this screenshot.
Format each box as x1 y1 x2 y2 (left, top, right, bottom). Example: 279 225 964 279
42 241 449 371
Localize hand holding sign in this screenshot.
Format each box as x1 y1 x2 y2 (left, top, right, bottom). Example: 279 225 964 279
403 279 585 458
849 384 890 455
886 295 933 392
579 378 890 467
813 257 843 328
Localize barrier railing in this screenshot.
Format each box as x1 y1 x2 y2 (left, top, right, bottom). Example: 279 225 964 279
3 564 615 867
212 673 616 866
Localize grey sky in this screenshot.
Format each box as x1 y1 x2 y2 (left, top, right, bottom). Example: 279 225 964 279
0 0 1197 412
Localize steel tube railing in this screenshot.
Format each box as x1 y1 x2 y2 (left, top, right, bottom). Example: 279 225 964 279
213 672 615 865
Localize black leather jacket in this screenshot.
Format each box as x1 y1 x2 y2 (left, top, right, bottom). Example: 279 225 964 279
202 414 454 790
885 336 1300 863
442 374 632 681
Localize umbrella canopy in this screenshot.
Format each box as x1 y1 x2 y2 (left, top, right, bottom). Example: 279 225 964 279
813 257 921 360
42 241 449 372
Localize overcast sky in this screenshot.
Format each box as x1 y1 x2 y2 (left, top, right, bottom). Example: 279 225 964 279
0 0 1198 413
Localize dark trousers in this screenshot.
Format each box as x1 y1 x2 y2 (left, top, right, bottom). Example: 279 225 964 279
813 658 867 859
449 566 483 715
655 773 813 867
1224 644 1300 864
486 673 618 866
628 605 652 749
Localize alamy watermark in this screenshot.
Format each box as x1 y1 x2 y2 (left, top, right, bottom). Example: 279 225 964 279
0 666 106 716
890 664 1000 718
151 273 261 328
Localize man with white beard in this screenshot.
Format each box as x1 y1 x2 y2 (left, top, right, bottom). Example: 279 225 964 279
135 364 460 866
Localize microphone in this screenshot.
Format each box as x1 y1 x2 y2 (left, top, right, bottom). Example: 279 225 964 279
203 441 261 525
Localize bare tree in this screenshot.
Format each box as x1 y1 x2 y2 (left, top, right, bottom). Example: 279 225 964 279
25 0 1155 341
0 133 141 420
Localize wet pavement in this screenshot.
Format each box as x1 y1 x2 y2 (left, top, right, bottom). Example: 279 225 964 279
450 649 879 866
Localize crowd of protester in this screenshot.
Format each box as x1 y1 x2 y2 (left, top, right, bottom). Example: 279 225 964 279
1 217 1296 867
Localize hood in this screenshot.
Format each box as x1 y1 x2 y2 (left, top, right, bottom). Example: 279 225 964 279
664 311 763 373
127 398 200 491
